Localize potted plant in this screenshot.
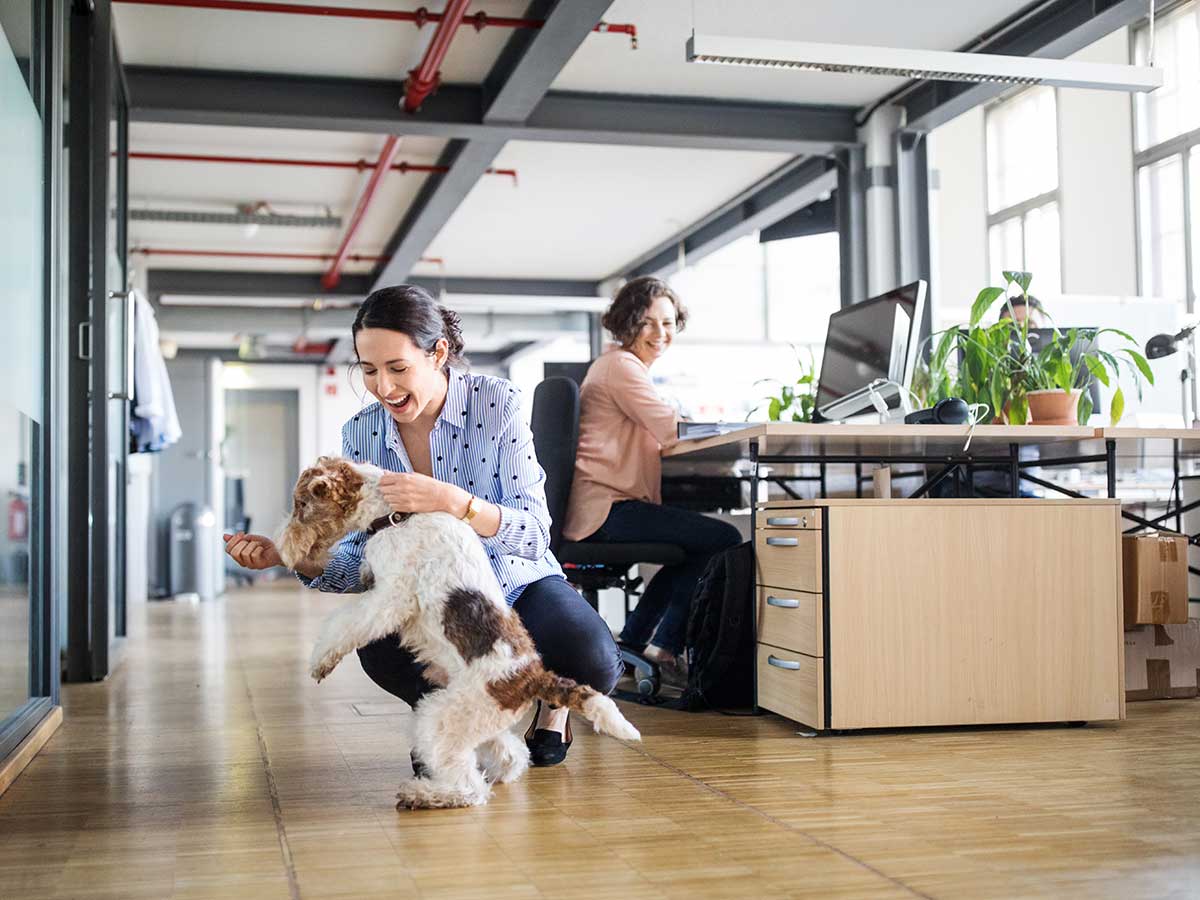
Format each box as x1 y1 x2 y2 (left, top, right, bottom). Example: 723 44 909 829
752 345 817 422
916 271 1037 423
916 271 1154 426
1025 325 1154 425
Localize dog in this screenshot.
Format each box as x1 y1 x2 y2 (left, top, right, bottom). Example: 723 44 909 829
276 456 641 809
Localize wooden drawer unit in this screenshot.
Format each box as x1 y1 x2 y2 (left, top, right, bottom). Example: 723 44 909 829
755 528 822 593
756 643 823 728
752 498 1124 732
756 587 822 657
760 508 822 530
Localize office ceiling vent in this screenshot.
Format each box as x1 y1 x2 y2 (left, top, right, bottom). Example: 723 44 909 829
685 34 1163 93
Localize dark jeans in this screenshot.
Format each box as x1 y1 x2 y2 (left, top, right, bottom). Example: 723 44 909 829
586 500 742 656
356 575 622 708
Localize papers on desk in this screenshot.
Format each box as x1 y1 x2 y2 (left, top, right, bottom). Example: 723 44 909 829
676 421 755 440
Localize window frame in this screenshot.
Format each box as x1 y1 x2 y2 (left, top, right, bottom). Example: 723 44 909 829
984 87 1064 290
1132 1 1200 313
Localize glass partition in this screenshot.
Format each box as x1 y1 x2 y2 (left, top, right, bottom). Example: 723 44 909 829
0 7 47 751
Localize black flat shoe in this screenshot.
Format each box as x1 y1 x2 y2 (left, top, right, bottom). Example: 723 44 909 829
524 701 572 767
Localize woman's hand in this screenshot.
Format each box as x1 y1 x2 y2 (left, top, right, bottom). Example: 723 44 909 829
378 472 464 516
224 532 284 570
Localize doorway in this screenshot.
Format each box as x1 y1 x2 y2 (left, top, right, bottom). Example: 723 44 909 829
223 389 301 578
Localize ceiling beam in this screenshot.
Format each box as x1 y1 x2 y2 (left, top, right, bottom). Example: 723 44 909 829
146 268 600 300
155 303 590 335
124 65 860 154
370 0 617 289
900 0 1152 133
617 156 839 279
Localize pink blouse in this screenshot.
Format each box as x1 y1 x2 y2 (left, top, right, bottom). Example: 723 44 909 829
563 347 678 542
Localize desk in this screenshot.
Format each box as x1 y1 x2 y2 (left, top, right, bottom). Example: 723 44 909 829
661 424 1197 731
664 423 1106 501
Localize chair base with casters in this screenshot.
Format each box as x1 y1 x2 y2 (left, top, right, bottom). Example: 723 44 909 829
558 540 686 699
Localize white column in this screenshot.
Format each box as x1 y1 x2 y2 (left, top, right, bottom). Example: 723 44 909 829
858 105 904 296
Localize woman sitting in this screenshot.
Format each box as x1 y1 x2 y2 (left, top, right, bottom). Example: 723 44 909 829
563 276 741 684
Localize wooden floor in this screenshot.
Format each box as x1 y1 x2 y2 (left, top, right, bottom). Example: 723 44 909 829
2 582 1199 899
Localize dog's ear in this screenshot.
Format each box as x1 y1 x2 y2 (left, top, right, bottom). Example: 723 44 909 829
278 521 321 569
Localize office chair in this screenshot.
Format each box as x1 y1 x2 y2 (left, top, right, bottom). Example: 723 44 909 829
531 376 687 697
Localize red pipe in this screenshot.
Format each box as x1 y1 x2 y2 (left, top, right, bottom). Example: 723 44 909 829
131 247 448 264
132 247 392 263
111 0 638 47
321 135 401 289
404 0 472 113
322 4 468 288
124 150 519 183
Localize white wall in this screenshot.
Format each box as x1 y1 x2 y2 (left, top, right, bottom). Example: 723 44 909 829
929 27 1139 325
317 364 369 456
928 105 989 326
1057 28 1139 296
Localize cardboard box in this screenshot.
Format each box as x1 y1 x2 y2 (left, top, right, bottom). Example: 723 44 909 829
1125 618 1200 701
1122 532 1189 627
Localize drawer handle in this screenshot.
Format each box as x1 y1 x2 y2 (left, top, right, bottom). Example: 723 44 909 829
767 655 802 670
765 537 799 547
766 596 800 609
766 516 800 526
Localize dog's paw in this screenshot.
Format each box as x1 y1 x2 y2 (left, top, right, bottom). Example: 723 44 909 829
478 732 530 785
358 560 375 589
395 778 489 810
309 651 339 683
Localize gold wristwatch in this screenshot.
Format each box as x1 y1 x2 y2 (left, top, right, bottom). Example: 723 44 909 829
461 495 479 523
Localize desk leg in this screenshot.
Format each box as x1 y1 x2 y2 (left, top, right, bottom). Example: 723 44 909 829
855 462 863 498
1009 443 1020 498
819 463 828 499
1106 439 1117 499
1175 438 1183 533
750 439 759 716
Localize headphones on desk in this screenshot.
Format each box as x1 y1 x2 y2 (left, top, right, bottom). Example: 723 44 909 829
904 397 971 425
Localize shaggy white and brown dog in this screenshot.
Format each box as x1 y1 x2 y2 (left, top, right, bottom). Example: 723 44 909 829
276 456 640 810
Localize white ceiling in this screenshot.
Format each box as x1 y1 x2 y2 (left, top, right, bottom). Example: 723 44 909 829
554 0 1037 106
128 123 451 274
113 0 1062 354
114 0 531 81
414 140 793 280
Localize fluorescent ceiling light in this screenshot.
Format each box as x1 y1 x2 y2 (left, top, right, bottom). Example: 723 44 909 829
686 34 1163 92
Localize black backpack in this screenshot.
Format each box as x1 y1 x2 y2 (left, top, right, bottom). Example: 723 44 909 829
679 541 755 711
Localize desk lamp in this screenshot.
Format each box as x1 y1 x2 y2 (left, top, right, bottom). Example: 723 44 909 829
1145 325 1200 428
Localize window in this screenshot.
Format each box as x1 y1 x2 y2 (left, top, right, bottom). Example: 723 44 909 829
1134 2 1200 311
667 233 765 342
1134 4 1200 152
654 228 840 420
764 232 841 345
985 86 1062 294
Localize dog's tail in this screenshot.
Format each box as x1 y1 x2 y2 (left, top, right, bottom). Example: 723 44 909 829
533 670 640 742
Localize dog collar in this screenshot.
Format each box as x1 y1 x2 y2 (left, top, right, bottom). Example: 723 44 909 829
366 511 409 536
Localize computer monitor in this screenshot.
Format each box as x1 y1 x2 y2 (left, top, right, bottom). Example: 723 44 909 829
813 281 926 423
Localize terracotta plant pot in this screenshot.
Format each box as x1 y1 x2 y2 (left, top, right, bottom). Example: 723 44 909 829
1027 389 1081 426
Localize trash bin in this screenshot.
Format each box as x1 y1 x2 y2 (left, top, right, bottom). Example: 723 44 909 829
169 502 217 600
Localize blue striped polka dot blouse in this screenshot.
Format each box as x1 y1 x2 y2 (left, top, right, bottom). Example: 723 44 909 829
299 369 565 604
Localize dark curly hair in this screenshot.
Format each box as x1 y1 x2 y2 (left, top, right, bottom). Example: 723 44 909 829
352 284 465 367
601 276 688 348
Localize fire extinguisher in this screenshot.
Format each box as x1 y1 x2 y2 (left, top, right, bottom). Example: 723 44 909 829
8 494 28 542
